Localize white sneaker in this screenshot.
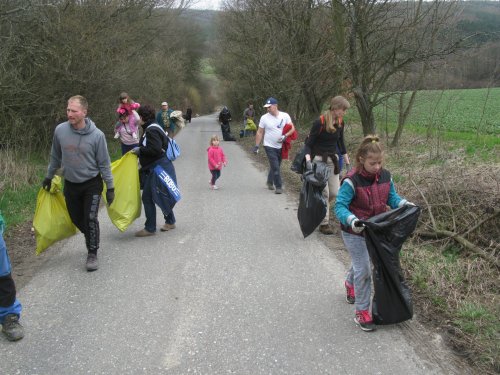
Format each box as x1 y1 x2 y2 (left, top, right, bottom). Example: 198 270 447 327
212 185 219 190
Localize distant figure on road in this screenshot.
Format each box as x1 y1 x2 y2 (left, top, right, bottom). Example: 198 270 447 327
185 106 192 123
335 135 415 332
132 105 177 237
0 216 24 341
304 95 351 235
253 97 295 194
42 95 114 272
156 101 176 137
207 135 227 190
218 106 235 141
114 109 140 155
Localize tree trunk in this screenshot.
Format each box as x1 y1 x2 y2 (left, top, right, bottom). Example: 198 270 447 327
353 89 376 135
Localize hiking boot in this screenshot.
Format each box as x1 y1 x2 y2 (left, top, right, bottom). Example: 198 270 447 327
86 253 98 272
267 183 275 190
2 314 24 341
345 281 355 304
135 229 155 237
275 188 283 194
354 310 376 332
319 224 335 235
160 223 176 232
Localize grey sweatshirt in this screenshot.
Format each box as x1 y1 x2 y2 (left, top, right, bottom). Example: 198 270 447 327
47 118 114 189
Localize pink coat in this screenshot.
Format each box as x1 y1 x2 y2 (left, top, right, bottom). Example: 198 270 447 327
207 146 227 170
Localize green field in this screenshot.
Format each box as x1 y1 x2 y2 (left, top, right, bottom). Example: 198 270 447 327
370 87 500 135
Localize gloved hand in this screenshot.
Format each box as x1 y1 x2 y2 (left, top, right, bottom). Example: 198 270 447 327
130 147 140 155
278 135 287 143
42 177 52 191
306 160 313 171
106 188 115 206
350 218 365 233
252 145 259 154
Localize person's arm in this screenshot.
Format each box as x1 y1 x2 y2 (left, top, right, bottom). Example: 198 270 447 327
46 130 62 179
95 133 114 189
387 179 407 209
335 179 356 226
304 120 321 162
255 127 264 146
337 123 349 165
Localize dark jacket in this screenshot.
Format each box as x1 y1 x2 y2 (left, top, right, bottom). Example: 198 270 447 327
304 118 347 160
138 121 168 170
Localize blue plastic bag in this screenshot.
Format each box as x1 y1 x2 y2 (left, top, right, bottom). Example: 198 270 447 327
166 137 181 161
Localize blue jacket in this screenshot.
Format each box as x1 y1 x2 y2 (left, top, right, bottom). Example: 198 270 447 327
156 109 176 134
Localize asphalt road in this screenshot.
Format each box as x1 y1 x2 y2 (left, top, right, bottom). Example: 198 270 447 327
1 115 450 374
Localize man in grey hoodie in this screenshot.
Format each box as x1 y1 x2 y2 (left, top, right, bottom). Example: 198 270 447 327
42 95 114 271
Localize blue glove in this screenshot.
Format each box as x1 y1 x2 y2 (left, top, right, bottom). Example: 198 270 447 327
130 147 140 155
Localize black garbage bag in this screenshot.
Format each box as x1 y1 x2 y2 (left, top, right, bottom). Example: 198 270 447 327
361 205 421 325
221 123 235 141
290 145 307 174
297 162 332 238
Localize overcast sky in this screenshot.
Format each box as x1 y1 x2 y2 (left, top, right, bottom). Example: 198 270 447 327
190 0 222 10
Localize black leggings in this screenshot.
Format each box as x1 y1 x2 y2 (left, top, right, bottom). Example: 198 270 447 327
210 170 221 185
64 175 103 255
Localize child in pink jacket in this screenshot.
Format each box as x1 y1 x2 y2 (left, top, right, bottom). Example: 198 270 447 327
207 135 227 190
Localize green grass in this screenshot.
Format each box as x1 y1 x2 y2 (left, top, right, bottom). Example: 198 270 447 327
373 88 500 135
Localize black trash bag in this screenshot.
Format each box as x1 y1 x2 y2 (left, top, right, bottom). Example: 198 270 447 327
297 180 327 238
221 123 235 141
303 161 331 187
290 145 307 174
361 205 421 325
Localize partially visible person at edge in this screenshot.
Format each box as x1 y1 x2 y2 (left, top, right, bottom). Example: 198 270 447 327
207 134 227 190
0 215 24 341
132 105 177 237
42 95 114 272
335 135 414 332
185 106 192 123
114 109 140 155
304 95 351 235
117 92 140 140
242 101 256 136
253 97 295 194
156 101 176 137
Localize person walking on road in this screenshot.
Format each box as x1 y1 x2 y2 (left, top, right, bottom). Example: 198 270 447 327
42 95 114 272
207 135 227 190
0 215 24 341
132 105 177 237
253 97 295 194
335 135 414 332
304 95 351 235
156 101 176 137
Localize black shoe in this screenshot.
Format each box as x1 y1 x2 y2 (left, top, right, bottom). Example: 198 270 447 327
86 253 99 272
2 314 24 341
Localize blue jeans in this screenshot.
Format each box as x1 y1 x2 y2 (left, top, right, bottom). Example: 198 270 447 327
342 231 372 311
210 170 221 185
0 233 22 323
264 146 282 189
142 158 176 232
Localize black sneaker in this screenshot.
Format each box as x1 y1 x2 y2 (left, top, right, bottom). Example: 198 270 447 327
354 310 376 332
86 253 98 272
2 314 24 341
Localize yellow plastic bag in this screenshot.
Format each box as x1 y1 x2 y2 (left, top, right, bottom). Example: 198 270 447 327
103 152 141 232
245 119 257 131
33 176 78 255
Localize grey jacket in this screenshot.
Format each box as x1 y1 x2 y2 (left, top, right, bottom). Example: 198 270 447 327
47 118 114 188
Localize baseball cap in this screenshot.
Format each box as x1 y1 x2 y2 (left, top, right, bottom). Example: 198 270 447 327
161 101 168 106
263 97 278 108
